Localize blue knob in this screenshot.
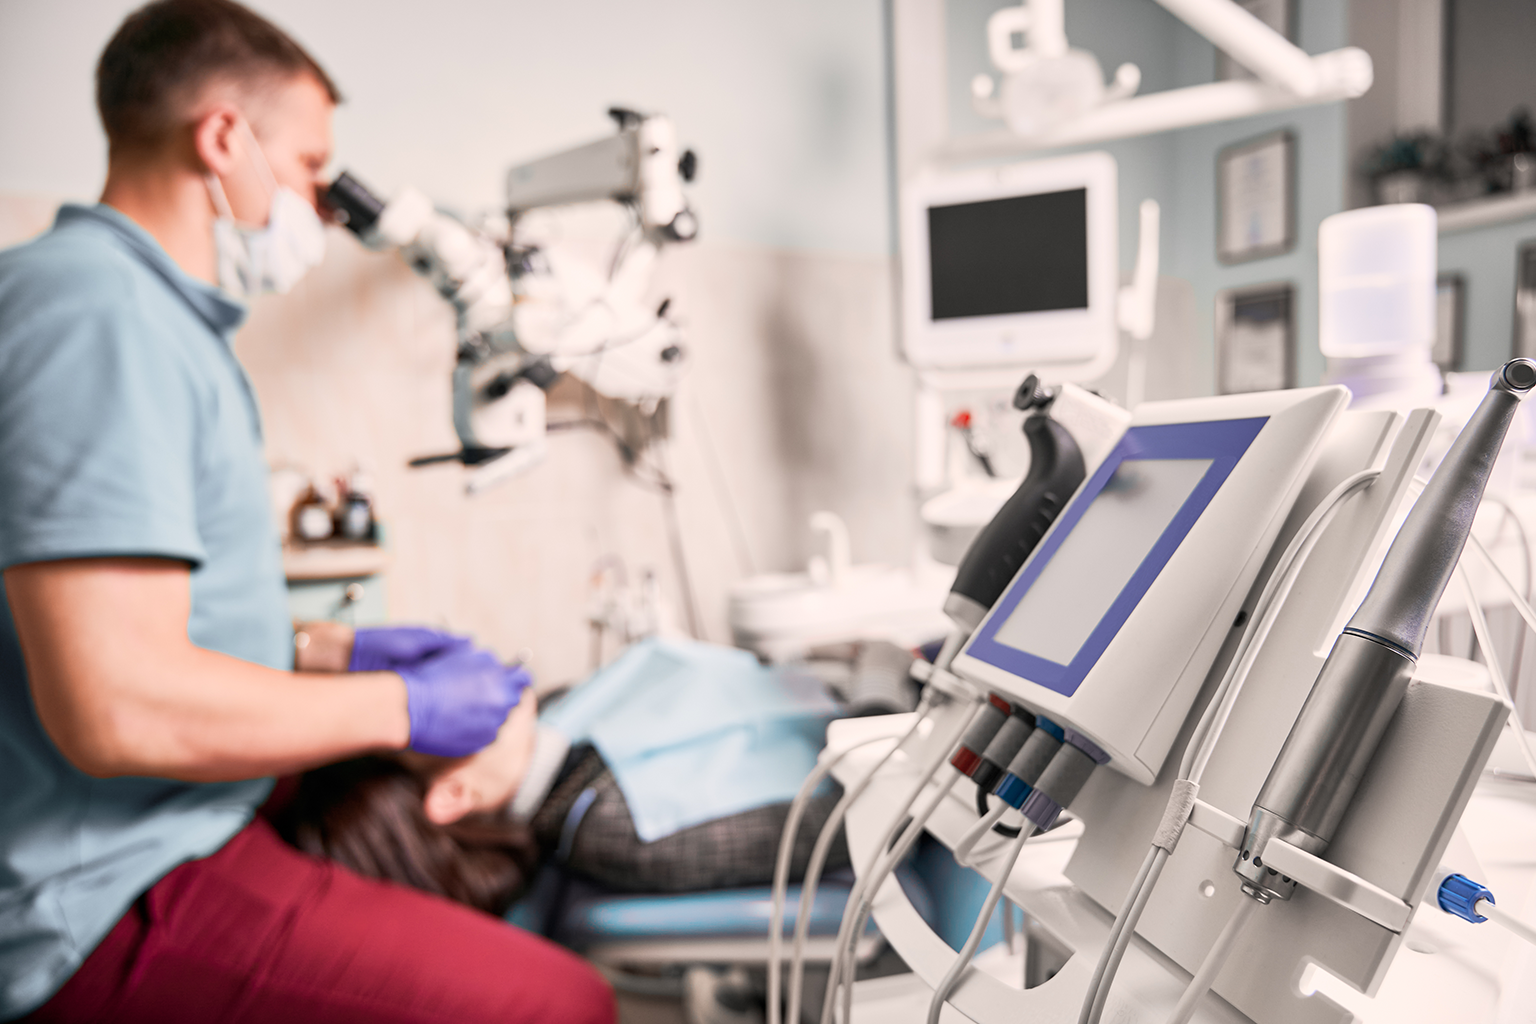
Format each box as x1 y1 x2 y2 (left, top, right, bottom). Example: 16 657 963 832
1438 873 1494 924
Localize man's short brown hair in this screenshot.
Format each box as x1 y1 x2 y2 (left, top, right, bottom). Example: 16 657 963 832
96 0 341 156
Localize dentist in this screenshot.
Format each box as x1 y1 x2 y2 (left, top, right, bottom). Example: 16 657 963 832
0 2 611 1021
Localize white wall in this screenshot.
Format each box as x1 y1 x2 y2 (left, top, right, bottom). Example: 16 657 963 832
0 0 893 255
0 0 913 687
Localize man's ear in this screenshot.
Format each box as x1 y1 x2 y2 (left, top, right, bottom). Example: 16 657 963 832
192 104 245 178
423 770 477 826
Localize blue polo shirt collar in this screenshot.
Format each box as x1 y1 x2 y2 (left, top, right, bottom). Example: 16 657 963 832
54 203 247 337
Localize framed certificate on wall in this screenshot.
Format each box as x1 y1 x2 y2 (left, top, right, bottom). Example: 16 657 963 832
1217 130 1296 264
1216 283 1295 394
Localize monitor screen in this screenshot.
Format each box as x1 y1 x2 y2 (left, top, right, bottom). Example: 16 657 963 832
926 188 1089 321
992 459 1216 665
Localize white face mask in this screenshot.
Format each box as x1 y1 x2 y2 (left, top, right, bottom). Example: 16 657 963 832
204 121 327 298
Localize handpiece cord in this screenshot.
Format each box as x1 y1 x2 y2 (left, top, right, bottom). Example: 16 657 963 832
828 772 962 1024
951 799 1009 867
1079 469 1378 1024
1476 897 1536 947
1456 566 1536 782
817 697 980 1023
775 712 930 1024
925 824 1039 1024
1082 847 1170 1024
767 724 921 1024
1163 897 1258 1024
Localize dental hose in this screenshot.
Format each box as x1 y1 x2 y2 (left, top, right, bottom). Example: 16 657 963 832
817 692 986 1023
767 724 920 1024
924 825 1038 1024
951 801 1009 866
1164 898 1258 1024
925 734 1107 1023
1078 467 1382 1024
822 687 1025 1022
1457 565 1536 782
825 772 963 1024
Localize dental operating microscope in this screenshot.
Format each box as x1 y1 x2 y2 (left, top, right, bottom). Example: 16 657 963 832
324 109 698 492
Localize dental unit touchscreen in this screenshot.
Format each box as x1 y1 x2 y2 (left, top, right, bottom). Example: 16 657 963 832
952 386 1348 784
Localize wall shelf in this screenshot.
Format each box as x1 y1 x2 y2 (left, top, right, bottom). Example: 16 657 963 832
282 541 389 582
1437 191 1536 235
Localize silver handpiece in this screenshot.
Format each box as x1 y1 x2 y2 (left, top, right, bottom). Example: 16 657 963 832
1235 359 1536 903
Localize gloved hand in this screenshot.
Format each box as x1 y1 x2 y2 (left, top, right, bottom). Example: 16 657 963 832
349 625 471 673
397 645 533 757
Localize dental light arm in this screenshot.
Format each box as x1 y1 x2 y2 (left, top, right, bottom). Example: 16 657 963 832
954 0 1372 157
1235 359 1536 903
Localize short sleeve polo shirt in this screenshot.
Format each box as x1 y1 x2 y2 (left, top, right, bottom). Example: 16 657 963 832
0 204 291 1018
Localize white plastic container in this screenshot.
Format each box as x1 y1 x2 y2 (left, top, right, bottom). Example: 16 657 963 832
1318 203 1437 359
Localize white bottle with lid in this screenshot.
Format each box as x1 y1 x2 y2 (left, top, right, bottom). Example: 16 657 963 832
1319 203 1442 406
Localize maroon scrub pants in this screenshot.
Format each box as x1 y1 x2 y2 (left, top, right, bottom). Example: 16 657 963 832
21 817 614 1024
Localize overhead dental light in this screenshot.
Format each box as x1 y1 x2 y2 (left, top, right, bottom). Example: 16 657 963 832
964 0 1373 154
972 0 1140 139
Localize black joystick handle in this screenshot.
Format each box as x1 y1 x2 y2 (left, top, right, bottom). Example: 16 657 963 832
944 387 1086 631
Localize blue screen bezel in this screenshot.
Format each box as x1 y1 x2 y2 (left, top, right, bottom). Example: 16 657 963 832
965 417 1269 698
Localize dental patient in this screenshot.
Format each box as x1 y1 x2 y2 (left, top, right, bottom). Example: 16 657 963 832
275 624 876 916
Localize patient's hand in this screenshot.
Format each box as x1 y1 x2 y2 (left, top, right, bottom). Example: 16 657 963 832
403 690 540 825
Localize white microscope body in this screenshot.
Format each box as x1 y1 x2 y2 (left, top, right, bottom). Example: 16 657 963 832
326 109 698 492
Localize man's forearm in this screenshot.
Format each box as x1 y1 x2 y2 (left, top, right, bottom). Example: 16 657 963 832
89 649 410 781
7 558 410 782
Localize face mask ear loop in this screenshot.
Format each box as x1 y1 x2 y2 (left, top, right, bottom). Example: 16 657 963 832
204 173 236 221
236 119 280 199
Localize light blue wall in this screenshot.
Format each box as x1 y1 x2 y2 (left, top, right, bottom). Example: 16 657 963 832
943 0 1350 391
1439 220 1536 371
0 0 894 255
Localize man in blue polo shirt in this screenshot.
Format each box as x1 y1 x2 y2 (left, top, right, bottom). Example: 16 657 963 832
0 2 611 1021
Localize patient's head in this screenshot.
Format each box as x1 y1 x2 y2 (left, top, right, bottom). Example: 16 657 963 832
274 694 542 915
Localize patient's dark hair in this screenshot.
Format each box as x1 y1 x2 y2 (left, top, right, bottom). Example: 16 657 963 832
97 0 341 156
273 757 540 916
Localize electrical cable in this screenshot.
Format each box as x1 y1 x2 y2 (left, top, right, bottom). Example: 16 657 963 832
823 773 961 1024
1163 897 1258 1024
777 711 931 1024
924 824 1039 1024
767 727 917 1024
1456 566 1536 782
812 692 981 1023
1082 847 1170 1024
1476 898 1536 947
951 800 1009 866
688 395 757 576
1467 528 1536 748
1079 468 1379 1024
833 775 962 1024
1183 469 1380 784
1482 497 1533 690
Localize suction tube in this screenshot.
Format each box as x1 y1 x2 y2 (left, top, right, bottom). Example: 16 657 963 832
1235 359 1536 902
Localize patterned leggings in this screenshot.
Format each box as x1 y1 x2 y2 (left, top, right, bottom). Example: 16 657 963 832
531 748 850 892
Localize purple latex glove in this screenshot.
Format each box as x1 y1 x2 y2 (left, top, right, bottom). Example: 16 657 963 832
397 645 533 757
349 626 471 673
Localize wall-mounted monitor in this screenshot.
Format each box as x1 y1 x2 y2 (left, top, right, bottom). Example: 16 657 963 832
900 151 1118 374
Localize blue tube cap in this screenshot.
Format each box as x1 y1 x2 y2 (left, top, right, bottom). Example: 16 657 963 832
1438 873 1494 923
994 773 1032 809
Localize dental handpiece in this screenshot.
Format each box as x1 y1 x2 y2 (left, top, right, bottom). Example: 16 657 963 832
1235 359 1536 903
